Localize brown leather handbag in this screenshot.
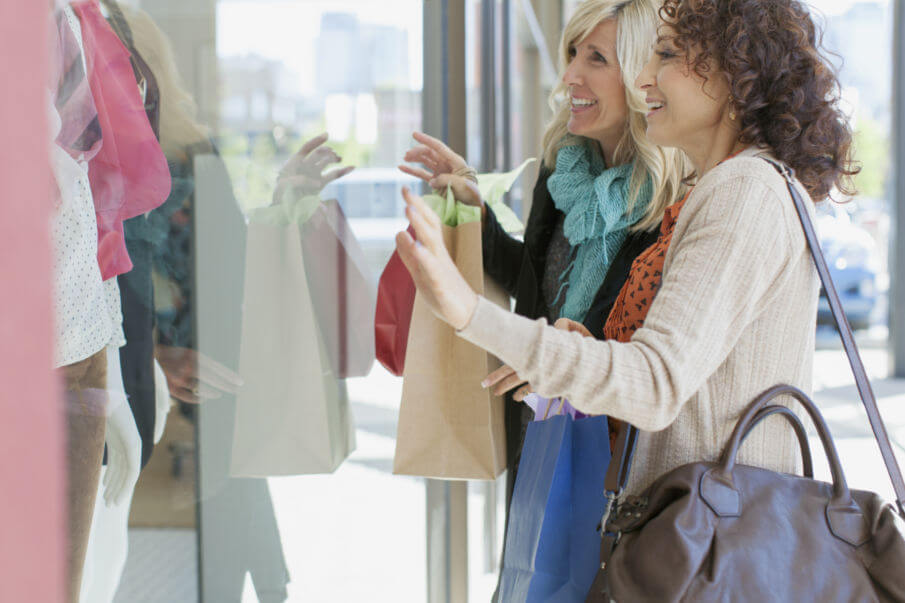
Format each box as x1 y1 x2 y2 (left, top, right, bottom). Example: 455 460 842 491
585 159 905 602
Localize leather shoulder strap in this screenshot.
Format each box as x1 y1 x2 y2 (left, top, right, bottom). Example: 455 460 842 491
605 159 905 518
761 157 905 516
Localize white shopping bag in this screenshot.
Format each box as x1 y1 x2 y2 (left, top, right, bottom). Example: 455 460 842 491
231 219 356 477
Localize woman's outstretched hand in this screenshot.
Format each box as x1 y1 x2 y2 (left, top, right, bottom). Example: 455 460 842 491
395 187 479 331
399 131 486 221
481 317 593 400
274 133 354 202
399 131 469 182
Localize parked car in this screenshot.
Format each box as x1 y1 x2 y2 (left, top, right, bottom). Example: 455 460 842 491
815 201 881 330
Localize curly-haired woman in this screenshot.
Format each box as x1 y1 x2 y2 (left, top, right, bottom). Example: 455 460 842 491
400 0 688 506
395 0 858 495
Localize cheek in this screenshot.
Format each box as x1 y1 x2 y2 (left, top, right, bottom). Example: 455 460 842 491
600 72 628 122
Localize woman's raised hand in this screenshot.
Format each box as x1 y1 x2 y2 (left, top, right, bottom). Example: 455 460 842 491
399 131 469 182
395 187 479 331
273 133 354 202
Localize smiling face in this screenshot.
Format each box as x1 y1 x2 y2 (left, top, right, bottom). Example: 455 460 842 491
635 25 732 153
562 19 629 157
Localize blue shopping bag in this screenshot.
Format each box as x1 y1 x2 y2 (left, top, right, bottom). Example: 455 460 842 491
498 402 611 602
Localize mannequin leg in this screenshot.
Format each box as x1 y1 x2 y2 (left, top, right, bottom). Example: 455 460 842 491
80 346 134 603
80 465 134 603
62 349 108 603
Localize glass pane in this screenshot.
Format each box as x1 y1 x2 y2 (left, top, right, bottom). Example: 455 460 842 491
807 0 896 502
48 1 428 600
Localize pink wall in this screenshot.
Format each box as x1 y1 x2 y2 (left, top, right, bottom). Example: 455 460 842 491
0 2 65 602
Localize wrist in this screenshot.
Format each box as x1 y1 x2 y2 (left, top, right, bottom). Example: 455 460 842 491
455 291 480 331
454 165 478 184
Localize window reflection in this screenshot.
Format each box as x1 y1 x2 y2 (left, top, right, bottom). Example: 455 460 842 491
52 1 426 601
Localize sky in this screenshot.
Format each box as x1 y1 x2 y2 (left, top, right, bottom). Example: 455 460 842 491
216 0 424 96
214 0 887 98
807 0 887 16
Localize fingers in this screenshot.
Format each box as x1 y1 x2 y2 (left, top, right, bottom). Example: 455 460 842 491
403 146 444 173
310 149 339 172
197 353 243 392
163 369 195 391
168 383 201 404
395 229 422 280
412 131 456 157
490 371 528 397
398 164 434 182
298 132 329 158
429 174 482 206
481 364 518 389
321 165 355 184
513 384 533 402
553 317 594 337
402 187 443 254
281 143 341 178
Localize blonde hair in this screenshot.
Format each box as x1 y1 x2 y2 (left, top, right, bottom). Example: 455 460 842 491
118 4 211 159
541 0 689 232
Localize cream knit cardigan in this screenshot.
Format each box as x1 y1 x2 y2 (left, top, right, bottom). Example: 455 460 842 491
458 147 820 494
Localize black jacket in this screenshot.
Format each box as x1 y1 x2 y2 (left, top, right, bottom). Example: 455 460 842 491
481 166 658 505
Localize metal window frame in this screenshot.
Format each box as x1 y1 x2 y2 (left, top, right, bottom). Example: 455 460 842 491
423 2 470 601
892 0 905 377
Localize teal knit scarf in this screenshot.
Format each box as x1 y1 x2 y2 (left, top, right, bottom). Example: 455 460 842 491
547 142 652 322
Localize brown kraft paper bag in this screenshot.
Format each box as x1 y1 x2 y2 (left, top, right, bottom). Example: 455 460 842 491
393 219 508 480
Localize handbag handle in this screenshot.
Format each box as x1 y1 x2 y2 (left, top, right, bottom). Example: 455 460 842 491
718 385 848 501
706 384 872 546
742 404 814 479
604 156 905 518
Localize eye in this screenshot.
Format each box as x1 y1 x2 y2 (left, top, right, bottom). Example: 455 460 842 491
567 45 577 59
592 51 607 64
655 48 677 60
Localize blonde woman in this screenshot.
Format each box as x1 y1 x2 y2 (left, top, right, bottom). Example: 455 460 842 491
400 0 687 508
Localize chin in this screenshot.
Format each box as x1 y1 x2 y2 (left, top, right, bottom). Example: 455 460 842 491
566 122 584 137
645 125 673 148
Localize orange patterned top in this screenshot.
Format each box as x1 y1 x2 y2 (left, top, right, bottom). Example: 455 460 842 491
603 191 692 342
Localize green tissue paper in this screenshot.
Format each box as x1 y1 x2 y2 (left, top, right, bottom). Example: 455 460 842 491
477 158 535 233
248 193 321 226
421 185 483 227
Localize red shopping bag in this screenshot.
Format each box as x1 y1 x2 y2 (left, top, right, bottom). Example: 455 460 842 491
374 226 416 376
300 200 376 379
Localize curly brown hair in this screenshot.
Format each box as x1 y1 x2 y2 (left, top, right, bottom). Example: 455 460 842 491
659 0 859 199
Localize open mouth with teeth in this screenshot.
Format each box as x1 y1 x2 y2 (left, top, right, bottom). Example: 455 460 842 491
571 96 598 110
647 101 665 117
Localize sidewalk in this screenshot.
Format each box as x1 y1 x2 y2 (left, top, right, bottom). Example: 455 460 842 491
812 377 905 504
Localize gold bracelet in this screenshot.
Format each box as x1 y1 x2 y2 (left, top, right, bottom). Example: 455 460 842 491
453 165 479 184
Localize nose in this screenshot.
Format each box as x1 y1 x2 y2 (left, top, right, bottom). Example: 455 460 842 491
562 56 584 87
635 54 655 91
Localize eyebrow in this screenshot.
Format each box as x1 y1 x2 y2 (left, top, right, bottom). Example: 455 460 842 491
585 43 610 54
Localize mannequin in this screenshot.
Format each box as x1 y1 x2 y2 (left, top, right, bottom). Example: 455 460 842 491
53 5 151 600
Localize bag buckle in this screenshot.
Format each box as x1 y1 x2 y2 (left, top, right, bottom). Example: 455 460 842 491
598 487 623 533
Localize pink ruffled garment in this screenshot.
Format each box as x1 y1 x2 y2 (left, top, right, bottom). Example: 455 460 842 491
49 8 101 167
71 0 171 280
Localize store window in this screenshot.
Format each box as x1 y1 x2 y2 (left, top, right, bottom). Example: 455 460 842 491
52 1 429 601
